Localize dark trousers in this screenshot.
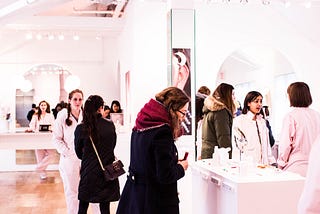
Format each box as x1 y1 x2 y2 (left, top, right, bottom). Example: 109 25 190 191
78 200 110 214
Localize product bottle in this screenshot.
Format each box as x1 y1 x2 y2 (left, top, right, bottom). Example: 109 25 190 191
212 146 220 167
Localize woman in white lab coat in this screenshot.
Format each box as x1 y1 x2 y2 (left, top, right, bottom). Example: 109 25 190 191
53 89 100 214
28 100 55 180
232 91 275 165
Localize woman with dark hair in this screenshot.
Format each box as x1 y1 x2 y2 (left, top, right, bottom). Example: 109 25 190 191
232 91 275 165
28 100 55 180
278 82 320 176
201 83 235 159
53 89 100 214
74 95 120 214
110 100 122 113
116 87 190 214
103 105 111 119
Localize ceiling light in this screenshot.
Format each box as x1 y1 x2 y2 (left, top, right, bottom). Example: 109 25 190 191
58 34 64 40
284 1 291 8
48 34 54 40
36 33 42 40
26 0 37 4
65 75 81 92
305 1 311 8
25 32 32 40
73 35 80 41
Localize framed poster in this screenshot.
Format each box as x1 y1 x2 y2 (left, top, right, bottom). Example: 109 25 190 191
171 48 192 135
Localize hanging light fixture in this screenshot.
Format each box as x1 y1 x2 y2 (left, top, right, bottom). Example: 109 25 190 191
65 75 81 92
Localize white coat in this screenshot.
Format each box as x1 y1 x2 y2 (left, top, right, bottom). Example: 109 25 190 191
232 111 275 165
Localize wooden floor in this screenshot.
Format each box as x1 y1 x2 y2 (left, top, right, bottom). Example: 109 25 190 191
0 170 118 214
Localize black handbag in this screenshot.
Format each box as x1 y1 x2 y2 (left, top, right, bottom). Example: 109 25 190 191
89 136 126 181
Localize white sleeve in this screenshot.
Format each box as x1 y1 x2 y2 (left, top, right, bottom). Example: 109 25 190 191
232 118 241 161
29 115 37 131
52 110 71 156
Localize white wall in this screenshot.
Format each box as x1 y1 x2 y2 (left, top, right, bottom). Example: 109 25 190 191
194 2 320 113
0 31 120 128
117 1 168 127
2 1 320 131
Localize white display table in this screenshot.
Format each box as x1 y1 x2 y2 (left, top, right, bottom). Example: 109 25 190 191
0 131 55 150
0 131 57 171
191 159 305 214
0 130 132 173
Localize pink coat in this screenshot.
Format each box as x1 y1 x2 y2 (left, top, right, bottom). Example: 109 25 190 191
277 107 320 176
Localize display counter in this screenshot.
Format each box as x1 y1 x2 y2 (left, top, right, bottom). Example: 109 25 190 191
0 130 132 173
191 159 305 214
0 130 57 171
0 131 54 150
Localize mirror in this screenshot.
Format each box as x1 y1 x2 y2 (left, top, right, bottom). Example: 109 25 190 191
216 46 297 137
15 64 73 127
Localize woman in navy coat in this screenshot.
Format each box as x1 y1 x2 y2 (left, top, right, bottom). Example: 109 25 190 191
116 87 190 214
74 95 120 214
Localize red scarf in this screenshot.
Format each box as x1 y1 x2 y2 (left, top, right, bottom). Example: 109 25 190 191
134 99 171 131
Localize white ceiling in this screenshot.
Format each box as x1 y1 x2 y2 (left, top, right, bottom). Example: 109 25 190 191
0 0 128 35
2 0 320 70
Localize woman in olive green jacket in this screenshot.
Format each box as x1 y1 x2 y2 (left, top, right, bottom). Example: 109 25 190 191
201 83 235 159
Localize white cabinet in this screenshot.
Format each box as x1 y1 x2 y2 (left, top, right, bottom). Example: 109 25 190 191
191 159 305 214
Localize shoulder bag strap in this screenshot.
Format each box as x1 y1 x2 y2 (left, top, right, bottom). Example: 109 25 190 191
89 136 105 171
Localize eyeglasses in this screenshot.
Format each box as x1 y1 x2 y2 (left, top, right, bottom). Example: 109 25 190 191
178 110 187 117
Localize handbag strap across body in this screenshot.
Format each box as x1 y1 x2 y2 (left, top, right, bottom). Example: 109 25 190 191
89 136 106 172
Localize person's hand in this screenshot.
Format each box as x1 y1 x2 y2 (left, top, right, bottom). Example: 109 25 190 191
25 129 33 133
178 160 188 171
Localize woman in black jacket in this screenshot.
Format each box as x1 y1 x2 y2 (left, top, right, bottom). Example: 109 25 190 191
74 95 120 214
116 87 190 214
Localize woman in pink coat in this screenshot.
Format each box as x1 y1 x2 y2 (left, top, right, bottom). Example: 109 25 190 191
277 82 320 176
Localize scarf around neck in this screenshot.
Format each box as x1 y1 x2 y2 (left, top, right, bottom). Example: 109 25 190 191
134 99 171 131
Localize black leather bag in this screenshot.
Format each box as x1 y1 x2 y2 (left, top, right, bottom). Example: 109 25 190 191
104 159 126 181
89 136 126 181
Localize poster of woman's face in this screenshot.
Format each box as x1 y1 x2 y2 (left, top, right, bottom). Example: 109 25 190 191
172 48 191 98
172 48 192 135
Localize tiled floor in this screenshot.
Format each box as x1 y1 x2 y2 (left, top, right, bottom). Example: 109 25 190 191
0 170 118 214
0 170 192 214
1 138 194 214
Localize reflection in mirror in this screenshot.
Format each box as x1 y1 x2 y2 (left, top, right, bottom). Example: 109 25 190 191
216 46 297 138
15 64 72 127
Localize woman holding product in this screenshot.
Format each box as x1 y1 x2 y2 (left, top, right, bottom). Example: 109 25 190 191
116 87 190 214
232 91 276 166
28 100 55 180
